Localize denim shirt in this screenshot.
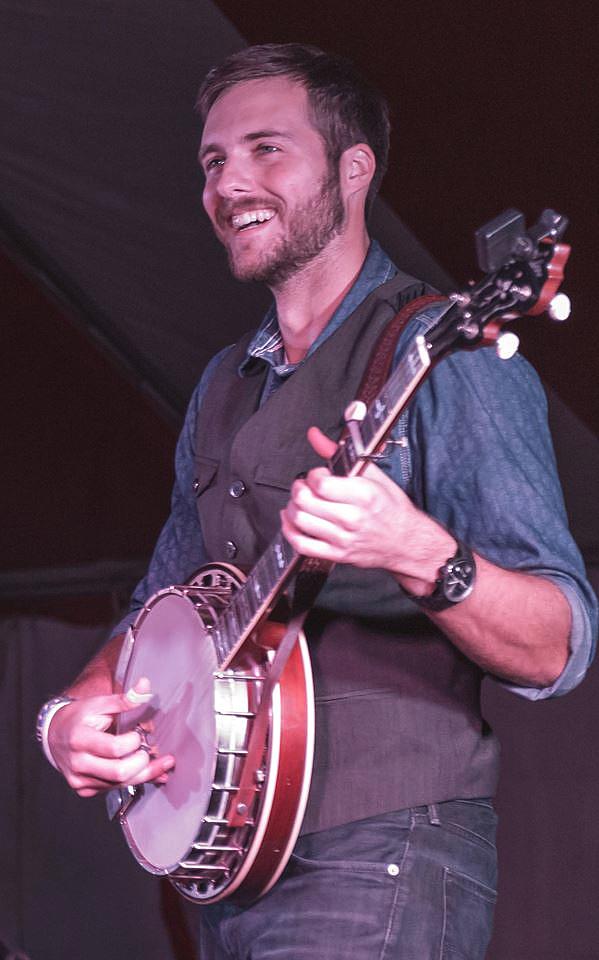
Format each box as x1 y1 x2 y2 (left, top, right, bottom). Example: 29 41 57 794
114 241 597 699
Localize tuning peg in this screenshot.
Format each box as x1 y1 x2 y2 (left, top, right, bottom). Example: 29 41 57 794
496 332 520 360
547 292 571 322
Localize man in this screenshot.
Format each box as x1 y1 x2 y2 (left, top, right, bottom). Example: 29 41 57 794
38 44 596 958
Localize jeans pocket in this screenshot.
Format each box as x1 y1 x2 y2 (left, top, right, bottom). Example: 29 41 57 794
441 799 498 853
441 866 497 960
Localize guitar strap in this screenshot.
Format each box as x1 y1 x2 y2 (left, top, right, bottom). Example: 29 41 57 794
350 293 445 411
227 293 446 828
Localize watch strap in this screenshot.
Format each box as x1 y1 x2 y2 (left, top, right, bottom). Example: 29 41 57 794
407 539 476 612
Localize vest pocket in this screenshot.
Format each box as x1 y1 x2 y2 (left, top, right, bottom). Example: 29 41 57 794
193 455 219 496
253 463 292 492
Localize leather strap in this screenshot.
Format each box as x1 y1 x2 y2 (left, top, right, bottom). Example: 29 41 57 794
302 293 446 577
354 293 446 410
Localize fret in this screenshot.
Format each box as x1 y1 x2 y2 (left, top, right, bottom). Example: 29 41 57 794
284 536 298 567
330 438 353 477
329 445 345 477
211 625 227 663
243 579 259 618
234 586 251 629
252 556 270 601
224 605 239 642
371 392 389 425
265 544 280 590
273 535 288 573
366 342 430 441
343 436 359 474
252 571 264 602
360 415 376 448
387 346 420 402
362 410 377 446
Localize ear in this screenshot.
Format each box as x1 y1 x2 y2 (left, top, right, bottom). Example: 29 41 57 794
339 143 376 200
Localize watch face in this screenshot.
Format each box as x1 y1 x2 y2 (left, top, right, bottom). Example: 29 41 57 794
443 558 475 602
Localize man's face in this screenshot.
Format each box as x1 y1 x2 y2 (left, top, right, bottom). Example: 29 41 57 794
200 77 345 285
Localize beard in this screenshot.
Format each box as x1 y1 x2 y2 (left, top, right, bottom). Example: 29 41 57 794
222 169 345 286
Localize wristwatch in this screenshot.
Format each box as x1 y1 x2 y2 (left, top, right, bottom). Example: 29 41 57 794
36 696 75 769
408 539 476 612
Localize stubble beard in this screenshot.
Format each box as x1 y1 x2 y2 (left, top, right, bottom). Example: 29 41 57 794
225 169 345 287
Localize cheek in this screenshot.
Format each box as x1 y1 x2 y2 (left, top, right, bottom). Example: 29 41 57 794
202 182 216 219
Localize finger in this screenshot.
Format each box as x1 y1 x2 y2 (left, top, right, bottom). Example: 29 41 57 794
72 748 152 784
128 754 175 785
70 725 144 759
281 511 345 562
285 507 346 546
307 426 410 504
81 677 154 725
302 471 378 509
307 425 337 459
69 753 175 794
286 495 361 537
119 675 154 711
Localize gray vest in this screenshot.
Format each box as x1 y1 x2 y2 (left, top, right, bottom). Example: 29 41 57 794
193 273 500 834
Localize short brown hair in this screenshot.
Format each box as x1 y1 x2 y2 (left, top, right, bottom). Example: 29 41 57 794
197 43 390 217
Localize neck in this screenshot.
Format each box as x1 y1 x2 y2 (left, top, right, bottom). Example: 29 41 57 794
271 227 370 364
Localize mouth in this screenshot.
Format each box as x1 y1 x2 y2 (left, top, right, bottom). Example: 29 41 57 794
229 208 277 232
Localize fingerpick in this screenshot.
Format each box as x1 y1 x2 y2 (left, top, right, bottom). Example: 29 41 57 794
125 687 153 705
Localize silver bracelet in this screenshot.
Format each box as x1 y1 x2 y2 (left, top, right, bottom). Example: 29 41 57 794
35 696 75 770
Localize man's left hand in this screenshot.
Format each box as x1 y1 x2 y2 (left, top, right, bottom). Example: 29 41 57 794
280 426 455 591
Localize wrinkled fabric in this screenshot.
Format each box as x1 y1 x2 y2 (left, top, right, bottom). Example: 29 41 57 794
197 800 498 960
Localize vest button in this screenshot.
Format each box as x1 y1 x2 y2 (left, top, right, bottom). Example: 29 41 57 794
228 479 246 499
225 540 238 560
192 478 200 494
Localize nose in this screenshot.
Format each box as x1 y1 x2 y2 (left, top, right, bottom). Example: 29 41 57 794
214 157 254 199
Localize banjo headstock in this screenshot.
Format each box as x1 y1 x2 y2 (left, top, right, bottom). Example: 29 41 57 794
427 208 571 362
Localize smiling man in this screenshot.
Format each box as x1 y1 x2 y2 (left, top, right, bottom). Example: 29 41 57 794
38 44 596 959
199 79 347 291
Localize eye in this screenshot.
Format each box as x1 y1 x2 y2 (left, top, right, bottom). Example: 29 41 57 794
256 143 280 155
204 156 225 173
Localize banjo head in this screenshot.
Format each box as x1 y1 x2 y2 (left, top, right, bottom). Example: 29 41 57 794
117 589 218 873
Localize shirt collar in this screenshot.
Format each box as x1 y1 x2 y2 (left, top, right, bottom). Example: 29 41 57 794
239 240 397 377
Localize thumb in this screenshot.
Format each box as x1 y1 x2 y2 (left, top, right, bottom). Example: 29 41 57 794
83 677 154 731
307 426 337 459
119 675 154 712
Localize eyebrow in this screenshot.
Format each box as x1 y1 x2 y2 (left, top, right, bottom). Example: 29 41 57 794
199 129 294 162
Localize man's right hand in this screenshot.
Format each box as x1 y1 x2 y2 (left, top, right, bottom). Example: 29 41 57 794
48 679 175 797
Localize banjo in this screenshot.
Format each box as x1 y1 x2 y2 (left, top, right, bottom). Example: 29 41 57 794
109 208 571 904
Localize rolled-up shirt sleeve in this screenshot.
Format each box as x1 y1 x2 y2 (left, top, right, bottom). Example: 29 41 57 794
500 570 594 699
406 337 597 699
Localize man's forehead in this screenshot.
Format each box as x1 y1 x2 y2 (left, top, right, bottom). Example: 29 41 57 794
201 76 313 143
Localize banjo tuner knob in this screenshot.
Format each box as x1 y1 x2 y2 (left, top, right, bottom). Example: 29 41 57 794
496 332 520 361
547 292 571 322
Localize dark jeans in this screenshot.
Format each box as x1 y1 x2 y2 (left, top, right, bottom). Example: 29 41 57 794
196 799 498 959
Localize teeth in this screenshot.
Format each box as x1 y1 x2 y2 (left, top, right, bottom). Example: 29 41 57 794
231 209 275 229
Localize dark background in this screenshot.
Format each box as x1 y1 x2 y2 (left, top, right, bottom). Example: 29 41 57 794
1 1 598 958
